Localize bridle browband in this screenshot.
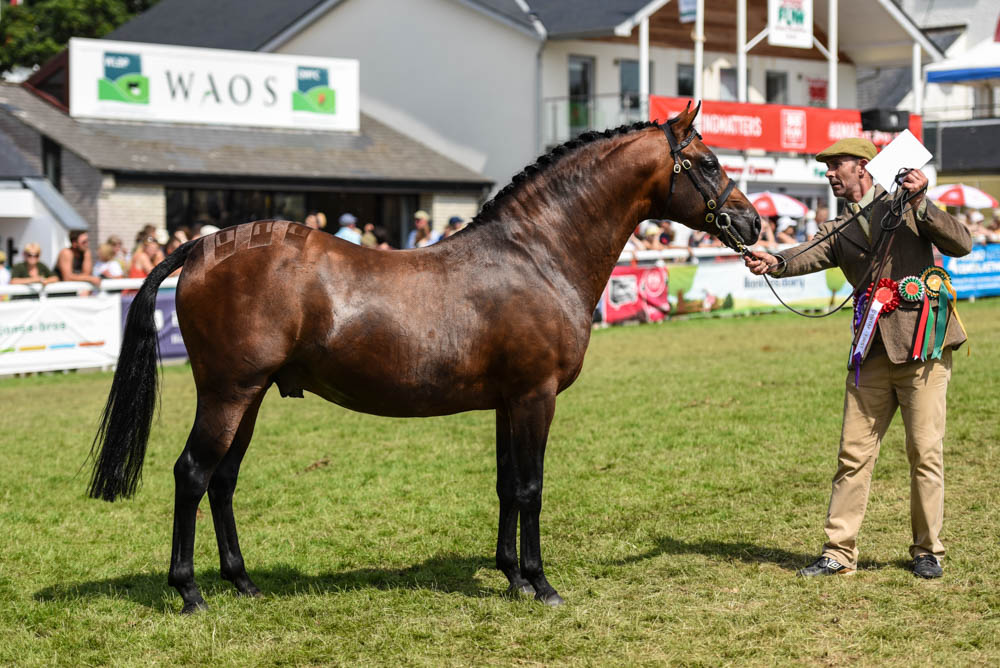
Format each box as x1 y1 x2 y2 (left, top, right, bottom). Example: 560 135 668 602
659 119 744 253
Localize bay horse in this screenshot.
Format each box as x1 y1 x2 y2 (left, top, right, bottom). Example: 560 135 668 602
89 104 760 612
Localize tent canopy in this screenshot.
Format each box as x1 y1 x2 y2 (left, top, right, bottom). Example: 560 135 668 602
926 29 1000 85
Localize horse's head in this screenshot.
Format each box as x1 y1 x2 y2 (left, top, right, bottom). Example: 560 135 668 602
653 103 761 252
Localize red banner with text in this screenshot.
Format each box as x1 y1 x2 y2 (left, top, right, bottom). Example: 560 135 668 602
650 96 922 155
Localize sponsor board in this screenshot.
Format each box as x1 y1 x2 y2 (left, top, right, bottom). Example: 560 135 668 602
70 38 359 132
0 296 121 374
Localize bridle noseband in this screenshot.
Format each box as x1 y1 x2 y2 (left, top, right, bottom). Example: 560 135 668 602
660 120 745 254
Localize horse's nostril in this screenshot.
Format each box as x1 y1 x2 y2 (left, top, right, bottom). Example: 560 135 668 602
753 215 761 236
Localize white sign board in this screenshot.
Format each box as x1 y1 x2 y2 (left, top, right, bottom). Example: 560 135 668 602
69 38 360 132
768 0 813 50
0 295 121 374
865 130 932 190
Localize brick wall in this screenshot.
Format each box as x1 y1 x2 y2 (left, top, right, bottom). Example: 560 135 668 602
97 180 166 246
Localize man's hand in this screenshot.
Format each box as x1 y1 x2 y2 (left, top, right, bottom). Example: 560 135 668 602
899 168 928 208
744 250 779 275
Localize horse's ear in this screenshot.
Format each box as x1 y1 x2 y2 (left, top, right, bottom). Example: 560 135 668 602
692 101 702 120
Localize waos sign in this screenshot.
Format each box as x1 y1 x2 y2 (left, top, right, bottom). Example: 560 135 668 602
69 38 359 132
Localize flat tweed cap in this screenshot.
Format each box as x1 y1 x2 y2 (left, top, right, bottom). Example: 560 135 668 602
815 138 878 162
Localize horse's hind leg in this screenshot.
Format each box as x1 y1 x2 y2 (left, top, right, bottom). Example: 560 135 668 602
508 387 563 606
167 387 263 613
208 387 268 598
495 407 534 597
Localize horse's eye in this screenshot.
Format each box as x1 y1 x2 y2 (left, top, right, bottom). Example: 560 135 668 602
704 158 719 171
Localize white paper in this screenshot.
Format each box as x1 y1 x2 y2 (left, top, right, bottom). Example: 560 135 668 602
866 130 932 189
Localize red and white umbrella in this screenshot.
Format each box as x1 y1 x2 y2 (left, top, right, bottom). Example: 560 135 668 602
747 191 810 218
926 183 999 209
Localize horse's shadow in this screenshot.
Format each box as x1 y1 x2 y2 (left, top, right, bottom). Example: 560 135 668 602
34 553 496 610
611 534 892 572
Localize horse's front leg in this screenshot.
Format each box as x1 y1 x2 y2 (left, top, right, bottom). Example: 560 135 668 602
496 407 534 597
508 387 563 606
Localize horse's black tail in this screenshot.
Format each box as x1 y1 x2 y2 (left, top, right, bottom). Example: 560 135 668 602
88 239 198 502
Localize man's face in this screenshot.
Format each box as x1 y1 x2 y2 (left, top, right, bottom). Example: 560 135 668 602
824 156 865 198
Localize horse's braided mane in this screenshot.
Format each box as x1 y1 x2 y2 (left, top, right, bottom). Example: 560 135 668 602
471 120 662 225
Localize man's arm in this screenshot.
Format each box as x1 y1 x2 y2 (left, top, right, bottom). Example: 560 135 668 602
899 168 972 257
56 249 101 285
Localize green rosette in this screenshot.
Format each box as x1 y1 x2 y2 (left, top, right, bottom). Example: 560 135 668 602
898 276 924 302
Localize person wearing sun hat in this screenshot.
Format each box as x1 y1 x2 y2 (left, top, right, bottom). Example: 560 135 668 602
744 137 972 580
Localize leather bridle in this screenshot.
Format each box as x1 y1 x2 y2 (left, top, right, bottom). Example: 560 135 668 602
659 119 745 254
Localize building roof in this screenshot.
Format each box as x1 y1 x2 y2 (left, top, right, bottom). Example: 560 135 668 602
108 0 542 50
106 0 331 51
0 130 41 179
526 0 662 39
0 84 490 188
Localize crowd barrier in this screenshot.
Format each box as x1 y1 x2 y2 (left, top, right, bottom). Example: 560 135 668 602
2 243 997 374
0 278 180 375
599 242 1000 324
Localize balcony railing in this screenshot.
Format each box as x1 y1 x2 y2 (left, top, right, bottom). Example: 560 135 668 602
543 93 649 147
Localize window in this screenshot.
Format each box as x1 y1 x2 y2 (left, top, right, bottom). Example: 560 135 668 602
766 71 788 105
677 63 694 98
42 136 61 191
619 59 653 111
720 68 738 102
568 56 595 135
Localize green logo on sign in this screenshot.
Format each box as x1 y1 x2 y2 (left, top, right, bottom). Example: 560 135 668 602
98 52 149 104
293 66 335 114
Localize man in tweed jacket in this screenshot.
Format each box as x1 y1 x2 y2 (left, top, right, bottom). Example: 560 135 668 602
745 138 972 579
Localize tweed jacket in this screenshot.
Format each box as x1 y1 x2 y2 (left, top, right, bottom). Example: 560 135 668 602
776 185 973 364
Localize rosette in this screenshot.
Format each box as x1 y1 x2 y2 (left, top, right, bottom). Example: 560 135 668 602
898 276 924 302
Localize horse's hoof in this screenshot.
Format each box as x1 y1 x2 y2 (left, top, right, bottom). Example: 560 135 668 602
506 582 536 597
535 591 564 606
180 600 208 615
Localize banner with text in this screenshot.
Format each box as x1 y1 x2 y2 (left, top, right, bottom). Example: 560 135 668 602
120 291 187 359
650 96 922 155
69 38 360 132
942 243 1000 298
600 259 854 322
0 296 121 374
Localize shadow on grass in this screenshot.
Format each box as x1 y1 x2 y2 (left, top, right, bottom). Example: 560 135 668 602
34 552 496 610
611 534 891 573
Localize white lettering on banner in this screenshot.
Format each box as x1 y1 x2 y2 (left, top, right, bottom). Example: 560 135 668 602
700 113 763 137
781 109 807 150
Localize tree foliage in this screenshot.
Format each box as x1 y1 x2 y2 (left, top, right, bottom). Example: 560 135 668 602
1 0 160 76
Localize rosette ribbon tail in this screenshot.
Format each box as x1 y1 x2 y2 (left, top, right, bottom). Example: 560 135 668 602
932 288 951 359
912 294 930 360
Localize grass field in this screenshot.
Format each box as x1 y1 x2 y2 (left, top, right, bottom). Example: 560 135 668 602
1 299 999 666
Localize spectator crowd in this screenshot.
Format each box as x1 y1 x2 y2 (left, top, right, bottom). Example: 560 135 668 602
2 202 997 293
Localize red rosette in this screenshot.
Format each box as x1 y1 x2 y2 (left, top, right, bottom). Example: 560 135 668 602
873 277 899 313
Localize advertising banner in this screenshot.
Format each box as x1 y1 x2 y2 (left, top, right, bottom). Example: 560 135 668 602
601 265 671 324
600 259 854 322
942 244 1000 298
69 38 360 132
650 96 923 155
121 291 187 359
0 296 121 374
768 0 813 49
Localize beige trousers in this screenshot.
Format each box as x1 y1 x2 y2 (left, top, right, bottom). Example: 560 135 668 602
822 348 951 568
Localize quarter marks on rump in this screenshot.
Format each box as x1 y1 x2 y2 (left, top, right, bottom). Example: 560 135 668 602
206 220 312 268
